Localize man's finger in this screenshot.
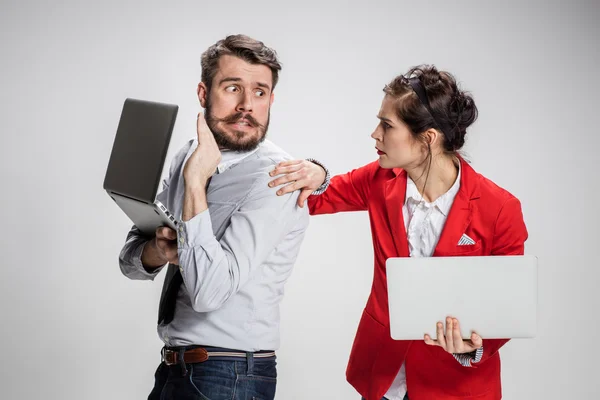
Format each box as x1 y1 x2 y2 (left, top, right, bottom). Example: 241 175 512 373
165 227 177 240
155 238 168 255
196 112 211 140
158 227 176 240
164 248 175 261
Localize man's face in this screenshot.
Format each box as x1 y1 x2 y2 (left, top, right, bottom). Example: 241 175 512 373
198 55 275 152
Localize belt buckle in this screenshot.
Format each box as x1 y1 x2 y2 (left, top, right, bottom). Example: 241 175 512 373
161 347 175 366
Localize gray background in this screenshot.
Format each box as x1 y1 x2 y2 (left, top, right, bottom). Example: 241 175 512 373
1 0 598 399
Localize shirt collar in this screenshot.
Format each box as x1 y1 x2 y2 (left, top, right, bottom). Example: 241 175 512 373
216 146 259 174
405 162 462 217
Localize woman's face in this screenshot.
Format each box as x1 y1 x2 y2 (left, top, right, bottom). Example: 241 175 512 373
371 95 427 170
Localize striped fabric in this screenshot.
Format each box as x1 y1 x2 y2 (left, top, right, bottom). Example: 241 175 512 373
457 233 476 246
306 158 331 195
453 346 484 367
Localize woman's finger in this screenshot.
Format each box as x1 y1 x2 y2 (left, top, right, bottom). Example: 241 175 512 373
424 333 438 346
276 180 301 196
470 332 483 349
271 162 304 176
445 318 454 352
297 189 312 208
276 159 304 168
436 322 447 350
269 171 302 188
452 318 463 351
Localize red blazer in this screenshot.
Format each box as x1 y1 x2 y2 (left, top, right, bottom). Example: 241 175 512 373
307 158 528 400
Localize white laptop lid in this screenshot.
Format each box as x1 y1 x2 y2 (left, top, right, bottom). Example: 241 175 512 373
386 255 537 340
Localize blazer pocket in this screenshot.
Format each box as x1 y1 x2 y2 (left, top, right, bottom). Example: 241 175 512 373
438 242 483 256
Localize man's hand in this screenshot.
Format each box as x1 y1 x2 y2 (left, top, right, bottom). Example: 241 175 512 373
182 112 221 222
268 160 326 207
141 227 179 269
183 112 221 189
424 317 483 354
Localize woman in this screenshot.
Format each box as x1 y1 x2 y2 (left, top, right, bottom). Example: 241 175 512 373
268 65 528 400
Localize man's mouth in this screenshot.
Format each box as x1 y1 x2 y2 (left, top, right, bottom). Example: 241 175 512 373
230 118 255 128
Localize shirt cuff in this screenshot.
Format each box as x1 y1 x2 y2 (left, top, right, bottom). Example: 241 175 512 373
453 346 484 367
177 209 214 255
133 241 163 278
306 158 331 195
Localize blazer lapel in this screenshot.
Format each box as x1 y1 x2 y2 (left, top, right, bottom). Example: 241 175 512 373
433 159 480 256
384 169 410 257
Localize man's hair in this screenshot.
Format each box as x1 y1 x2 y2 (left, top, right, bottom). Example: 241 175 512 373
201 34 282 92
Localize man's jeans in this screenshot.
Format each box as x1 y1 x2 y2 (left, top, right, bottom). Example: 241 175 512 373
149 350 277 400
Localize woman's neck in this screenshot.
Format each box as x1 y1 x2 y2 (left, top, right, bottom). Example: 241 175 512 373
405 154 459 203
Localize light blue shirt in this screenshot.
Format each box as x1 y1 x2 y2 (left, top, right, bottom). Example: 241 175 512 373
119 139 309 351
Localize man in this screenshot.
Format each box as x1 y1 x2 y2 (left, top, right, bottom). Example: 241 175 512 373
118 34 329 400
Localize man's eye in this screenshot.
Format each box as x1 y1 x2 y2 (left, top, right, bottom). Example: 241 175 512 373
225 86 239 92
255 90 265 97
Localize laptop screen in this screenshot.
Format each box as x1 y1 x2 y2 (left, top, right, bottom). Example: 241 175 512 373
103 98 178 203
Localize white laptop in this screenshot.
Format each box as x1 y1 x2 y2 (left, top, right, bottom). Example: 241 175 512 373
386 255 537 340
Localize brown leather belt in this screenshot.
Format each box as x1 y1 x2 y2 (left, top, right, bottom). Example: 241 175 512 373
162 347 276 366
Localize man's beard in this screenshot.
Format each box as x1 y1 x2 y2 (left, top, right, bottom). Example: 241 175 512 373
204 98 270 152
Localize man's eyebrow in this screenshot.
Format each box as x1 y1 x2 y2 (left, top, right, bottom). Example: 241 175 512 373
256 82 271 90
218 77 271 90
218 77 242 85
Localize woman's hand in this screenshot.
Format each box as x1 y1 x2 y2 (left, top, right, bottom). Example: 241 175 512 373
268 160 327 207
424 317 483 354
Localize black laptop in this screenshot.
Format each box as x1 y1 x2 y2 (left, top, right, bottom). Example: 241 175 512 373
103 98 179 236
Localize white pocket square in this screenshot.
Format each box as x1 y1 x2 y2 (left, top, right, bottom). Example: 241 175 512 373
458 233 476 246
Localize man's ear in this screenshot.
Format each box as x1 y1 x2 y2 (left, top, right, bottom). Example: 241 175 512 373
197 82 208 108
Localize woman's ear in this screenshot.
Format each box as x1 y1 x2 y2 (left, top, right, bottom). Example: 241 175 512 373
425 128 441 147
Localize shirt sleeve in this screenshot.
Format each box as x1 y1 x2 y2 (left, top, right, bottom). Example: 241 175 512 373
117 140 194 280
453 346 484 367
176 173 309 312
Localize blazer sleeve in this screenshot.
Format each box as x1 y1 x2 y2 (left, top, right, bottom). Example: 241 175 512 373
307 161 379 215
